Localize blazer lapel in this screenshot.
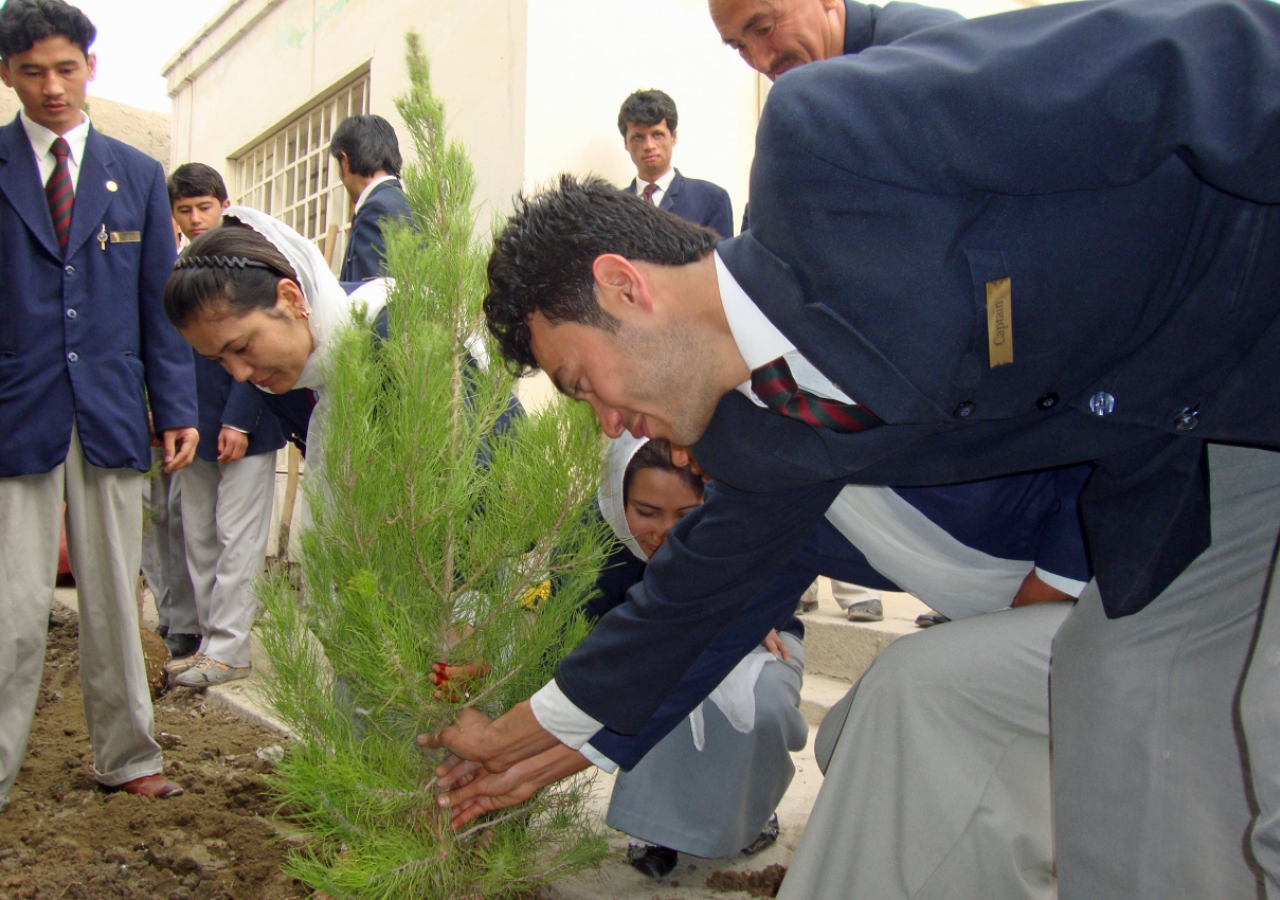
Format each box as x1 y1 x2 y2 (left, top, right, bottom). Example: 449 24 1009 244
65 127 115 259
659 169 683 212
0 116 62 260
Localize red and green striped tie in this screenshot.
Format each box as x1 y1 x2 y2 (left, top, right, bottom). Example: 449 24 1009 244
45 137 74 255
750 356 883 433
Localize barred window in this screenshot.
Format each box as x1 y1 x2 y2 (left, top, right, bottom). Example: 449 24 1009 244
232 71 370 266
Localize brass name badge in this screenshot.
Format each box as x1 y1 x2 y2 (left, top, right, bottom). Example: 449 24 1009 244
986 277 1013 368
109 231 142 243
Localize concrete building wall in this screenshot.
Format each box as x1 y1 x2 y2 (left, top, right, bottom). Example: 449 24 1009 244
165 0 527 224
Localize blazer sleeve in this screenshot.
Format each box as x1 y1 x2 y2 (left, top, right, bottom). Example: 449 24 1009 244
555 475 843 733
221 379 270 434
705 187 734 241
762 0 1280 203
343 206 388 283
138 162 196 434
587 556 818 770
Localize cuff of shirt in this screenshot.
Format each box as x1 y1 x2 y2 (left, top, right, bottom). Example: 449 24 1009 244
221 425 250 434
578 741 619 774
1034 566 1088 598
529 679 604 750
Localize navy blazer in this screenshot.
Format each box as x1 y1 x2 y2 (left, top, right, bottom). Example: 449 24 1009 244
193 355 286 463
589 466 1090 769
629 170 733 240
556 0 1280 733
339 179 413 283
0 116 196 476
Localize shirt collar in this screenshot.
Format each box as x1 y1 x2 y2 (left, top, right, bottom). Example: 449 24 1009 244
714 249 795 375
353 174 398 215
637 166 677 196
20 108 91 166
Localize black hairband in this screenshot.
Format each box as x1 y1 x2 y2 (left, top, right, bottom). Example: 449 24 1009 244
173 255 277 272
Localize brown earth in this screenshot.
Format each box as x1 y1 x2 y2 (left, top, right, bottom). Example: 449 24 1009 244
0 606 309 900
705 865 787 898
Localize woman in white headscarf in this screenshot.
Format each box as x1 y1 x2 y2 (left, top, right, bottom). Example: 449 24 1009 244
591 434 808 877
161 206 390 478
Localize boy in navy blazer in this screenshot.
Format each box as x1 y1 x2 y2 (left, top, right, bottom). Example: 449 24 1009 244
166 164 285 688
0 0 196 805
330 114 412 283
618 89 733 240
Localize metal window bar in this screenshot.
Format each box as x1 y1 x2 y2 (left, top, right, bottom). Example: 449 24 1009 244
232 75 370 269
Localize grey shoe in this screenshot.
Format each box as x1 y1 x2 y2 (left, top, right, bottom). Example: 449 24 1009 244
915 610 951 628
797 596 820 614
846 598 884 622
174 656 251 687
165 651 204 676
741 812 780 856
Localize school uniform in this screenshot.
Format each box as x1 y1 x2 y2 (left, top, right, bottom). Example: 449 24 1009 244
179 356 285 668
0 112 196 800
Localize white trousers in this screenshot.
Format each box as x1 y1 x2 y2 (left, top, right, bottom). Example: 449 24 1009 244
179 453 275 668
140 448 197 635
1052 444 1280 900
0 428 161 801
779 602 1067 900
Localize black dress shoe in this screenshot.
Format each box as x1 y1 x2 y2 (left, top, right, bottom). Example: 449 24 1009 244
741 812 780 856
627 841 678 879
154 624 169 639
163 632 201 658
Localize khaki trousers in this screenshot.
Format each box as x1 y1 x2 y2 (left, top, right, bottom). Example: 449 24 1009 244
0 427 161 803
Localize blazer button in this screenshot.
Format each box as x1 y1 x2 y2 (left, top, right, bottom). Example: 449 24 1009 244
954 401 976 419
1036 392 1059 410
64 265 75 276
1173 407 1199 432
67 351 78 362
1089 391 1115 416
66 308 77 319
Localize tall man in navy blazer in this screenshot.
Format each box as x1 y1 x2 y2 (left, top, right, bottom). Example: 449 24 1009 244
330 114 412 283
0 0 197 805
619 89 733 240
434 2 1280 897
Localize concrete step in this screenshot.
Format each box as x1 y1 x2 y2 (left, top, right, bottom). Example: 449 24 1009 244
799 579 934 683
799 671 853 728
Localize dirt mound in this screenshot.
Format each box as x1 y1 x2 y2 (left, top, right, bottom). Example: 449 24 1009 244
706 863 788 898
0 609 307 900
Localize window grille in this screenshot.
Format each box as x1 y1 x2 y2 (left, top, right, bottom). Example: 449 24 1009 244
232 72 370 264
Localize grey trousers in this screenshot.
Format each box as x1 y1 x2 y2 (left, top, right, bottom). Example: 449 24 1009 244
608 632 807 858
141 448 197 635
1052 444 1280 900
179 454 275 668
0 428 162 802
779 603 1066 900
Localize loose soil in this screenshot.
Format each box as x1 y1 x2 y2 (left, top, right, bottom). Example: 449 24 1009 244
705 865 787 898
0 607 309 900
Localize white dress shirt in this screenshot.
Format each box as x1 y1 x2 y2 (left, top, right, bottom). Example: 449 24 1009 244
632 166 676 207
21 109 90 192
353 174 399 216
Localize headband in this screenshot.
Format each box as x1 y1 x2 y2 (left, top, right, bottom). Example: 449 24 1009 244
172 255 278 272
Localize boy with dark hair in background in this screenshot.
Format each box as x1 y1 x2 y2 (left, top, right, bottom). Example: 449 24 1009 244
164 162 285 687
329 113 412 282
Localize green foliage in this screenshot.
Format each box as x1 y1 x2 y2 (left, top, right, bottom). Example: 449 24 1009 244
255 33 611 898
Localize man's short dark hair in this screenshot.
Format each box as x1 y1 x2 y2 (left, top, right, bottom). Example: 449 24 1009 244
167 163 228 207
329 114 402 177
0 0 95 60
484 174 719 374
617 89 678 137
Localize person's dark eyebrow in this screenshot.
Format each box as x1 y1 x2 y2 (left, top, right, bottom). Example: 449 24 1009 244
738 11 768 37
215 336 242 356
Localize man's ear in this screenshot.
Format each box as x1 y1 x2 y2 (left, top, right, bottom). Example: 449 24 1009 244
592 254 651 319
221 199 232 211
86 51 97 82
0 60 12 89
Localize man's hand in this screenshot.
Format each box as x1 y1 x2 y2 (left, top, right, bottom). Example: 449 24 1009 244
417 740 591 829
1011 570 1073 607
216 426 249 462
162 427 199 472
420 701 560 774
761 628 791 662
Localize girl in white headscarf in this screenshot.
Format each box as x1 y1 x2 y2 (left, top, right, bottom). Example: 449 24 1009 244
593 434 808 877
162 206 390 478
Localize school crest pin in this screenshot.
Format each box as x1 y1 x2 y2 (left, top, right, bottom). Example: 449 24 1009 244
105 180 119 193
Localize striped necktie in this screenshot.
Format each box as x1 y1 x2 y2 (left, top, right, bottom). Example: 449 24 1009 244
642 182 658 204
750 356 883 433
45 137 74 255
